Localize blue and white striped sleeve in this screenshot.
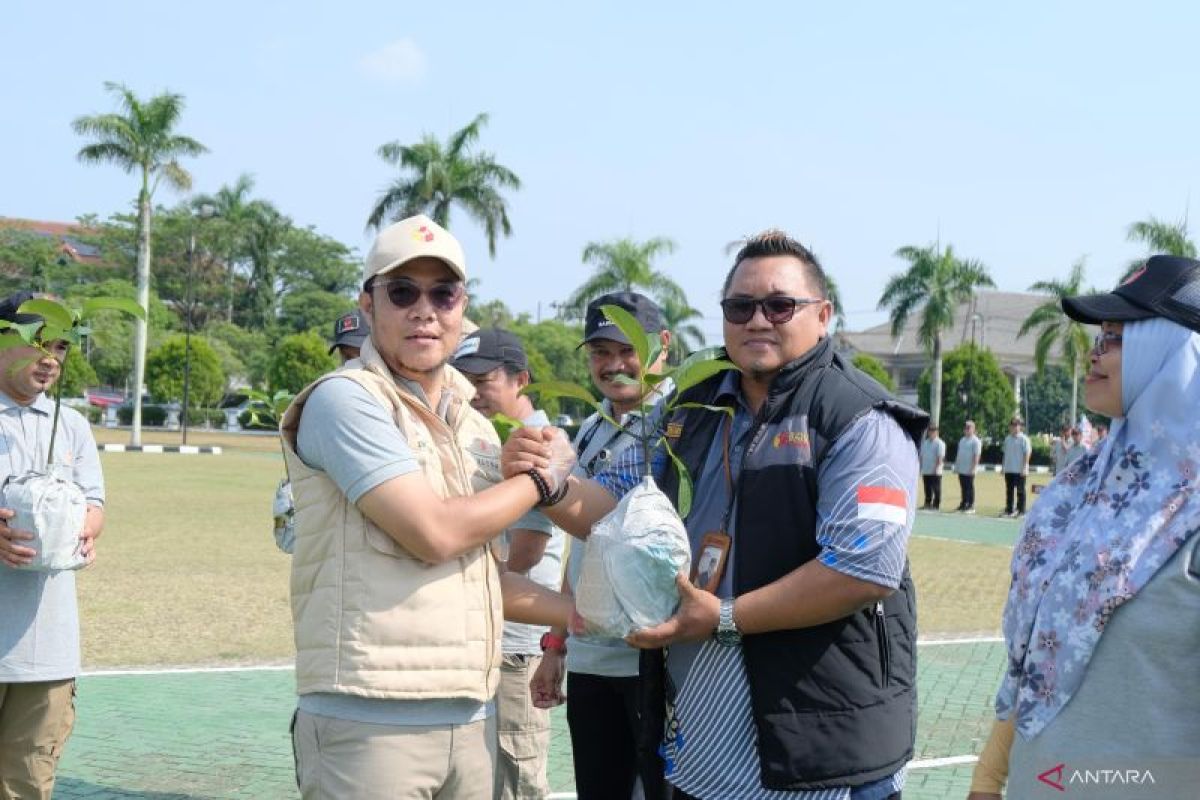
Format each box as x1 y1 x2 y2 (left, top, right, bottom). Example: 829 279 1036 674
594 442 669 500
815 410 919 589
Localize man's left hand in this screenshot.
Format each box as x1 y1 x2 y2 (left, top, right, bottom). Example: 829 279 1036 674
625 573 721 649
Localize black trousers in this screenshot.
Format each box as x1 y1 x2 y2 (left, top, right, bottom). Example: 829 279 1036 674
1004 472 1027 514
566 671 668 800
958 474 976 508
921 474 942 508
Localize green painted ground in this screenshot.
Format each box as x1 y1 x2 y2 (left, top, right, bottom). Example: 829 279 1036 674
56 641 1005 799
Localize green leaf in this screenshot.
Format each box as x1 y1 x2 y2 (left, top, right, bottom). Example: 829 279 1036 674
522 381 599 407
82 296 147 321
16 298 74 330
599 304 650 369
36 325 82 347
609 374 640 386
491 412 523 443
0 320 44 345
0 336 30 353
671 358 740 395
671 401 735 419
662 438 693 518
643 372 669 386
645 338 663 371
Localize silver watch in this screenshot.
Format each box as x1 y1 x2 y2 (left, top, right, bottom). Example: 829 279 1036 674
715 598 741 646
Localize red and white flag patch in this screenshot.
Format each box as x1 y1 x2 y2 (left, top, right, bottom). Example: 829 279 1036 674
856 485 908 525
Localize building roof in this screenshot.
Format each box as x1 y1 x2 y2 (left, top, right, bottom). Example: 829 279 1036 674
0 217 105 265
838 290 1080 378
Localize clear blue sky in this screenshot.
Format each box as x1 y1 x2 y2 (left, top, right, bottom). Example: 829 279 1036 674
5 1 1198 343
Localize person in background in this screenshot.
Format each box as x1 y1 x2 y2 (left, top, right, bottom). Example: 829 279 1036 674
1000 418 1031 518
1093 421 1108 443
1064 426 1086 465
0 291 106 800
919 425 946 510
954 420 982 514
968 254 1200 799
329 309 369 363
451 328 567 800
1051 423 1073 474
528 291 673 800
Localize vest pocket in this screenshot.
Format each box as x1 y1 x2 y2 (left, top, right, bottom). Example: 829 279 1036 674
363 523 418 560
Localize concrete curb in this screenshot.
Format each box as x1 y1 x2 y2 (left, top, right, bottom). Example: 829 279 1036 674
99 444 222 455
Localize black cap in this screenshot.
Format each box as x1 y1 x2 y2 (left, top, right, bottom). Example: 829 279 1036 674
451 328 529 374
0 290 43 326
580 292 665 347
329 309 368 354
1062 255 1200 334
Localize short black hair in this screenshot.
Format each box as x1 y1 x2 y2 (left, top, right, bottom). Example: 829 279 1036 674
722 229 829 299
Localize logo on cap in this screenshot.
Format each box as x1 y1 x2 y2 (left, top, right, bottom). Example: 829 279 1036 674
411 225 435 243
1122 264 1147 286
337 316 361 334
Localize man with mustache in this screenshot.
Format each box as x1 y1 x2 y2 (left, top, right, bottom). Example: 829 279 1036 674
528 292 673 800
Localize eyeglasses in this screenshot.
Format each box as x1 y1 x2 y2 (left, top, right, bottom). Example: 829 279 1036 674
720 295 823 325
374 278 464 311
1093 330 1123 355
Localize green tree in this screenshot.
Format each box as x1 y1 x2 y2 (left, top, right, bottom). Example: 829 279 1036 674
851 352 895 391
878 243 994 426
203 320 271 389
66 278 172 388
918 344 1014 446
659 294 706 364
268 331 336 394
191 173 258 321
1024 364 1074 435
0 229 67 295
278 225 360 295
145 335 226 406
368 113 521 256
279 289 357 335
239 201 292 330
73 82 207 444
1125 215 1197 280
59 349 98 397
563 237 686 319
1018 258 1092 426
509 319 590 417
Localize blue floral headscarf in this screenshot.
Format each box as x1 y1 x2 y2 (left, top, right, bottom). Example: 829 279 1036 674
996 317 1200 738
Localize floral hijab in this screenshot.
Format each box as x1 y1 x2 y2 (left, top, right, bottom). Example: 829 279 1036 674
996 318 1200 738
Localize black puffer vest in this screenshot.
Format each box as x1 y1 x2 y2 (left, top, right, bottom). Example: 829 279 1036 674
643 337 928 790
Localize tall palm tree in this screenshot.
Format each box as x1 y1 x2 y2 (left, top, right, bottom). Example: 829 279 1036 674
563 237 685 319
1125 215 1196 280
878 243 994 426
73 82 207 445
659 294 705 363
367 113 520 257
1018 258 1092 427
191 173 257 321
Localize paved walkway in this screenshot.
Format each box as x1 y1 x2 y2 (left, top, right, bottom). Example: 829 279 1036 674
56 640 1004 799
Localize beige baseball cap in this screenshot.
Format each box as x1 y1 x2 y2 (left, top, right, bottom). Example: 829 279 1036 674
364 214 467 284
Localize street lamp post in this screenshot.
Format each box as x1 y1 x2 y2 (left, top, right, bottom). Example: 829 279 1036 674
182 231 195 445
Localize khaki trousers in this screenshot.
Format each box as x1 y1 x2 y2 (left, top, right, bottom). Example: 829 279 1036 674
495 654 551 800
0 680 76 800
293 709 495 799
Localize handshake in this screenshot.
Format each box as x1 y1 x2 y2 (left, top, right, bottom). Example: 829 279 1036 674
500 426 578 502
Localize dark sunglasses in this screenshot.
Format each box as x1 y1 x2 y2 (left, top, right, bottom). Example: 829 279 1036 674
374 279 464 311
720 295 823 325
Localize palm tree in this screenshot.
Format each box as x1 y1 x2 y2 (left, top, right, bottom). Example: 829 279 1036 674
73 82 207 445
242 200 292 330
660 294 705 363
1125 215 1196 280
878 243 994 426
191 173 257 321
1018 258 1092 427
367 113 520 257
563 237 685 319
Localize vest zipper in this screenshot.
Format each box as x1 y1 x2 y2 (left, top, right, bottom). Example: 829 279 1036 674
875 601 890 686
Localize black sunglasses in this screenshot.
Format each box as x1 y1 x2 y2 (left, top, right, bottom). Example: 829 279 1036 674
720 295 823 325
373 278 464 311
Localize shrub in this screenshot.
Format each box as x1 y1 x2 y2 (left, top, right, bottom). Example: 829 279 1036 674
146 336 226 407
117 404 168 427
268 331 336 395
851 353 895 392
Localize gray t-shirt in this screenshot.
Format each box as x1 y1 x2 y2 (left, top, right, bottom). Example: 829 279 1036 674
955 435 981 475
501 409 565 655
0 391 105 683
1002 433 1031 475
919 437 946 475
295 376 489 726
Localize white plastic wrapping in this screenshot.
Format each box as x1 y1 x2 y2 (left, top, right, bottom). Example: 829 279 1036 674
273 478 296 554
5 471 88 571
575 476 691 638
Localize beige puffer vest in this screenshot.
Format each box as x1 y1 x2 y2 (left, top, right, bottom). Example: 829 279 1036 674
280 336 504 701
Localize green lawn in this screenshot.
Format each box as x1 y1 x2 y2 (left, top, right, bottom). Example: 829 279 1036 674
77 429 1012 668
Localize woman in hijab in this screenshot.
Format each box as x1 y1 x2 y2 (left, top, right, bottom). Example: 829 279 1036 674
968 255 1200 799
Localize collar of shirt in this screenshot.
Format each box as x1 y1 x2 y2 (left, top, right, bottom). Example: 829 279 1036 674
0 390 53 416
599 376 676 427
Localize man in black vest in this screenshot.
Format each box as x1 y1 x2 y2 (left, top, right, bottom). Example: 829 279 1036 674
503 230 926 799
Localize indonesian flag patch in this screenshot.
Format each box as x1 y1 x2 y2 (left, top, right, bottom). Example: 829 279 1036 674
856 485 908 526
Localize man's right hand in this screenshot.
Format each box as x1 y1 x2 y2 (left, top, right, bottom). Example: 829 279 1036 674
0 508 36 568
501 426 577 494
530 649 566 709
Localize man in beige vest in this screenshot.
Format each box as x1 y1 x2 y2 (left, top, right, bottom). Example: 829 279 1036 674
281 214 574 799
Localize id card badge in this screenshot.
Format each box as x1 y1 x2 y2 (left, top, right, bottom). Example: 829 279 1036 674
690 531 731 594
